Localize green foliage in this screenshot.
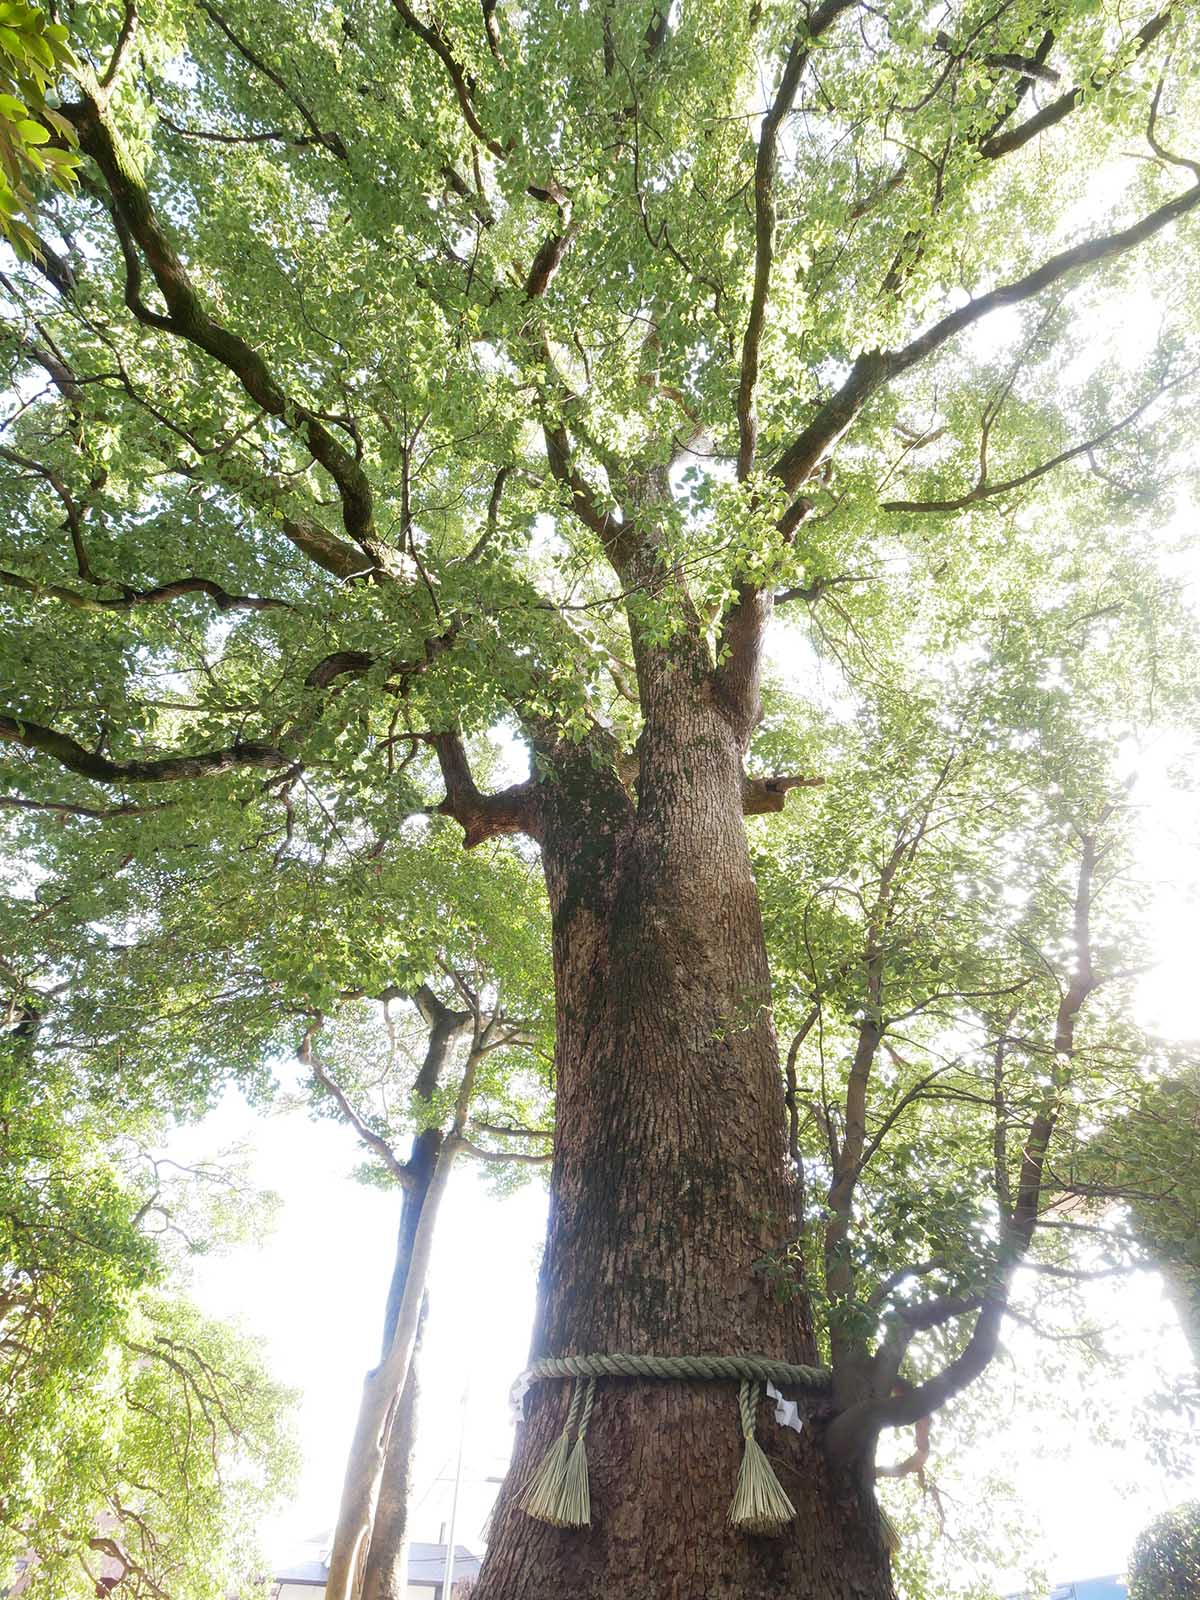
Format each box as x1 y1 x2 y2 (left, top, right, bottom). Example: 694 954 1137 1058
0 1 79 254
0 1038 296 1597
1129 1501 1200 1600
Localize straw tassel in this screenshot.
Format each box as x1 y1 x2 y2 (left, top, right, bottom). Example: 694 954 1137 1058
555 1376 596 1527
727 1380 796 1536
517 1378 583 1523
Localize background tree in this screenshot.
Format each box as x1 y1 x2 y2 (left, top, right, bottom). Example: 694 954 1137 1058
1129 1501 1200 1600
299 968 550 1600
0 1008 298 1598
0 1 1198 1598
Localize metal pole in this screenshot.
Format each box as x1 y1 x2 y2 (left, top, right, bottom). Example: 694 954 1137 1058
440 1386 469 1600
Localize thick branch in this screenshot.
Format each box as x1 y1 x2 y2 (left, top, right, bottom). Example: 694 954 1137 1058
70 93 380 561
0 715 289 784
741 771 825 813
390 0 505 159
281 518 374 580
978 7 1174 161
431 732 540 847
737 1 857 480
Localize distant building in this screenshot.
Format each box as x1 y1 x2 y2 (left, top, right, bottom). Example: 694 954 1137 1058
272 1542 481 1599
1015 1578 1127 1600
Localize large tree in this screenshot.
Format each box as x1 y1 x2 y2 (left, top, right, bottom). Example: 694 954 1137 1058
1 1 1198 1597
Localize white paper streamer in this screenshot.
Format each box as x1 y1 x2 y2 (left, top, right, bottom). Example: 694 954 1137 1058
765 1380 804 1433
509 1370 534 1421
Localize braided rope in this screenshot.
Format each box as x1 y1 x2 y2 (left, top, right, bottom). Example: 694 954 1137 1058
562 1375 585 1438
522 1351 830 1392
736 1378 759 1437
574 1375 597 1439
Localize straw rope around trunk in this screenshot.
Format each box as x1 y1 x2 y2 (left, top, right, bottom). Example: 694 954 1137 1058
510 1353 832 1535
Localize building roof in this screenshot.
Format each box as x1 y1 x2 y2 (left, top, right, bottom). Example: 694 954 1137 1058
275 1544 481 1588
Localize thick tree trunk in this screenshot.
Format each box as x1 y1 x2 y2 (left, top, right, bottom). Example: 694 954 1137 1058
475 679 894 1599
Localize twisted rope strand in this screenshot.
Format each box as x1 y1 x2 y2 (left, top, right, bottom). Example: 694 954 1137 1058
522 1351 830 1392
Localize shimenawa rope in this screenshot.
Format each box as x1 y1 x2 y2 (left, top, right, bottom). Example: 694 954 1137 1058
512 1352 829 1535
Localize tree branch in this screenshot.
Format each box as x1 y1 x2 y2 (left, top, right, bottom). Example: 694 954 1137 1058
196 1 347 159
737 0 858 481
299 1026 414 1188
430 732 541 847
882 365 1194 513
70 92 381 563
390 0 505 159
741 771 825 814
457 1135 552 1166
978 6 1175 161
0 793 172 819
0 566 289 613
0 715 290 784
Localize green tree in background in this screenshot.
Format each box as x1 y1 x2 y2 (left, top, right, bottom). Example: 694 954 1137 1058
1129 1502 1200 1600
0 1 1198 1597
0 1029 298 1597
301 970 551 1600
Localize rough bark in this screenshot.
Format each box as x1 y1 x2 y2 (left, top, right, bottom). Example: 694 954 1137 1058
473 668 894 1600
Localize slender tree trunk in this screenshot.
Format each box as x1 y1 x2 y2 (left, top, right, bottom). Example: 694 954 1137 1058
361 1123 442 1600
326 995 474 1600
325 1135 461 1600
474 677 894 1600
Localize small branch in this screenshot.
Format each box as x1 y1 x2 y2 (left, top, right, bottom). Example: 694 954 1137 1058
100 0 139 91
298 1024 413 1188
774 574 870 606
0 793 172 819
158 113 329 152
867 1259 947 1311
471 1119 552 1140
0 566 289 613
1147 70 1200 182
457 1136 551 1166
882 366 1194 513
196 1 347 159
459 466 512 563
